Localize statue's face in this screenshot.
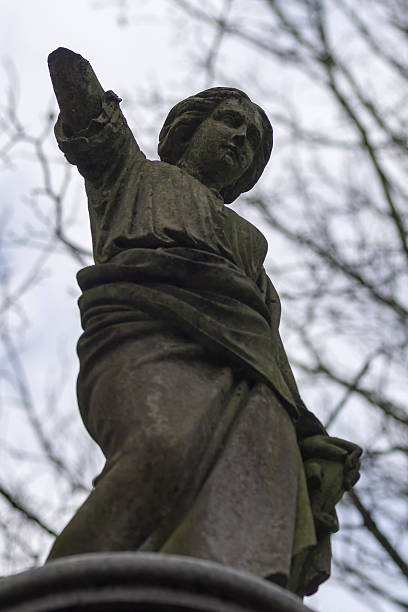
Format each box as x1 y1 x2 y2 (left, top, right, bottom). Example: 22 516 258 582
178 97 263 194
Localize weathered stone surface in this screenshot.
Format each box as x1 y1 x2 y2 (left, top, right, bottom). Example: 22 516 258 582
46 48 362 597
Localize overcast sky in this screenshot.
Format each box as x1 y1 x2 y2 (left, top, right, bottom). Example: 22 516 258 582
0 3 396 611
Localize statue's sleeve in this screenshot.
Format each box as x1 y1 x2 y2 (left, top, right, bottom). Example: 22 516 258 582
54 90 144 188
257 268 327 438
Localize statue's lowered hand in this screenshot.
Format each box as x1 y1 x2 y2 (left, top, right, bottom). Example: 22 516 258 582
300 435 362 534
302 435 362 489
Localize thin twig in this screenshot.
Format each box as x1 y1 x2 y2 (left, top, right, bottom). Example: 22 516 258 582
0 484 57 537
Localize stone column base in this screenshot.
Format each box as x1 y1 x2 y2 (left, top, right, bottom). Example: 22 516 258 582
0 552 314 611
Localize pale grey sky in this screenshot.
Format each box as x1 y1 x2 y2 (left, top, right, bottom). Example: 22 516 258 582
0 3 399 611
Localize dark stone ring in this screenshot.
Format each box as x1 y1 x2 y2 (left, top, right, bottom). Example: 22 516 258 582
0 552 314 611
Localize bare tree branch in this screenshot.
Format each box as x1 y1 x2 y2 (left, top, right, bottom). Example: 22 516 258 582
349 489 408 579
0 484 57 537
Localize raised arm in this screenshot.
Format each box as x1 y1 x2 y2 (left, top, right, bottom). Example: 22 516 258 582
48 47 104 136
48 48 142 187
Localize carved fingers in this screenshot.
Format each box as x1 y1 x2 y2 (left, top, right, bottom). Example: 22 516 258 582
300 435 362 535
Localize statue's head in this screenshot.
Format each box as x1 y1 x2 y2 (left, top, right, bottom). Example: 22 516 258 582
158 87 273 204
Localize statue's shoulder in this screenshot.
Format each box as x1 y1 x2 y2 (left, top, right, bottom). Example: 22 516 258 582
224 207 268 255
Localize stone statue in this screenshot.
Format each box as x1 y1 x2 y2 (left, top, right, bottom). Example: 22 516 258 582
46 48 361 598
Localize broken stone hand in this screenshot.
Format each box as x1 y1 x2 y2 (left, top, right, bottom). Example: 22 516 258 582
299 435 362 534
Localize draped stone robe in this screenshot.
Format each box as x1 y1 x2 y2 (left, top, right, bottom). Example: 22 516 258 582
55 91 330 596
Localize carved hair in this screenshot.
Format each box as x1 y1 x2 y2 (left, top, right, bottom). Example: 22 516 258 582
158 87 273 204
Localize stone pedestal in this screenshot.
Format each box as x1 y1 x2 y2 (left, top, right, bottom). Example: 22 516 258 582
0 552 314 611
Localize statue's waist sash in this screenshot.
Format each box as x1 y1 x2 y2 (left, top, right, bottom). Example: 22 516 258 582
77 247 299 418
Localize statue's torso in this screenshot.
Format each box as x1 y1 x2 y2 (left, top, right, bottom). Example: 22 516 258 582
86 156 268 283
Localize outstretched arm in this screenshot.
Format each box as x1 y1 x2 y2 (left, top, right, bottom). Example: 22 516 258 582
48 47 104 135
48 48 142 187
